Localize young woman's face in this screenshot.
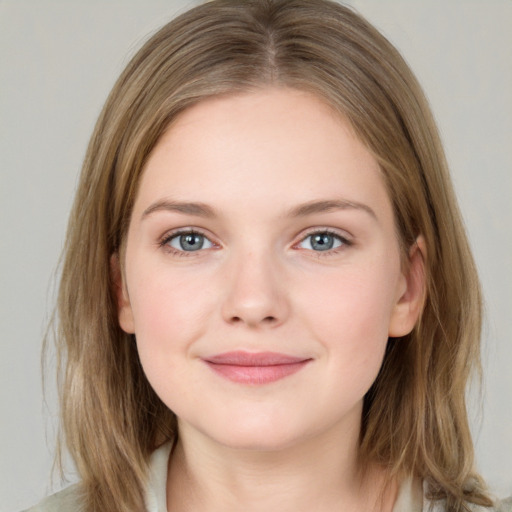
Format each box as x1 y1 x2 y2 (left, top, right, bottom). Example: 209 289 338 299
118 88 420 451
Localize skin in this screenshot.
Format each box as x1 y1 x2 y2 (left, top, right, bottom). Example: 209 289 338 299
114 88 425 511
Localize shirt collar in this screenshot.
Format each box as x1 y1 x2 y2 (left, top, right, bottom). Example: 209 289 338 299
144 441 173 512
144 441 425 512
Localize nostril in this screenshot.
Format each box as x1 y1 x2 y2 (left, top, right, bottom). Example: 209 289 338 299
229 315 277 325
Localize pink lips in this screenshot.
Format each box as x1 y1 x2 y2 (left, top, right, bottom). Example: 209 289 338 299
203 351 311 385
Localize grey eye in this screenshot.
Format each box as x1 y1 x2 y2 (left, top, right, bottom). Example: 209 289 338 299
299 232 344 251
169 232 213 252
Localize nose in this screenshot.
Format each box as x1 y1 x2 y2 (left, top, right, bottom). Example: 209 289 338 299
221 250 289 328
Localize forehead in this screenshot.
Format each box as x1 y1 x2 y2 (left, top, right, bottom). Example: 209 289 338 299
134 88 392 224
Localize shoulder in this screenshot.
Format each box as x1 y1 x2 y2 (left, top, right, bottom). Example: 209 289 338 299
21 484 84 512
466 497 512 512
494 496 512 512
19 441 174 512
426 496 512 512
420 478 512 512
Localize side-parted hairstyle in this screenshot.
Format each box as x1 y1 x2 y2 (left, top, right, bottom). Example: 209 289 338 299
52 1 491 511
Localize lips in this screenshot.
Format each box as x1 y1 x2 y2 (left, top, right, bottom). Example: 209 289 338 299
203 351 311 385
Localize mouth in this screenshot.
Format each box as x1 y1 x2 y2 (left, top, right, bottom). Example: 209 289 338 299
202 351 312 385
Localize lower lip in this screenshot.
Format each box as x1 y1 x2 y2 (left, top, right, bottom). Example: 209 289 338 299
204 361 310 385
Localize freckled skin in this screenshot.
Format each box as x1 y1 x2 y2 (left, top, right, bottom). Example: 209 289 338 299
118 88 418 453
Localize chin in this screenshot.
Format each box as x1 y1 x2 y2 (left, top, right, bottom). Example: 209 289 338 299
196 415 315 453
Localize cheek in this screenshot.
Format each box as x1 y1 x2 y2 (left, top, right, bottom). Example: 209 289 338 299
127 268 216 410
297 258 400 370
127 263 216 362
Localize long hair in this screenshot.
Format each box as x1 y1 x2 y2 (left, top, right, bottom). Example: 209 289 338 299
52 1 491 510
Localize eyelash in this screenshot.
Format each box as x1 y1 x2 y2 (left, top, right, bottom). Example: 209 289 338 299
159 228 352 258
159 228 215 257
295 228 352 257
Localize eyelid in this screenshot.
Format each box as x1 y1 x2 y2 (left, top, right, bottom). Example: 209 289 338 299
158 226 352 256
159 227 220 254
295 227 352 242
292 227 353 252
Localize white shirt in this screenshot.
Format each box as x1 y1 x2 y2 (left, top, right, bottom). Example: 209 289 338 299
24 442 511 511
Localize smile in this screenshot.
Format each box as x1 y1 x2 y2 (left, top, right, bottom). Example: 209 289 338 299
203 351 312 385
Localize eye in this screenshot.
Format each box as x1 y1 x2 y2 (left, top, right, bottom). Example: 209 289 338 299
297 231 348 252
166 231 214 252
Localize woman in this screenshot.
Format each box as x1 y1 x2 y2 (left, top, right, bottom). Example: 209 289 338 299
24 1 511 511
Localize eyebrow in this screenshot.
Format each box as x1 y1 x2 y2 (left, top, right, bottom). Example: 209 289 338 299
285 199 377 220
142 200 216 219
141 198 376 220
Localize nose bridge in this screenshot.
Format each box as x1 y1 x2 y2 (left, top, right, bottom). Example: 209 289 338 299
221 243 288 328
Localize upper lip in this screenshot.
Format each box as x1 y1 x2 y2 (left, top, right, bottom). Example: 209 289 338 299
204 351 310 366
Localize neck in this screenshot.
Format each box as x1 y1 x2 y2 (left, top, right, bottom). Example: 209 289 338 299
166 420 396 512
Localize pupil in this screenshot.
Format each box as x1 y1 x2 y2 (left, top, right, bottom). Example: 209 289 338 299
181 233 203 251
312 233 333 251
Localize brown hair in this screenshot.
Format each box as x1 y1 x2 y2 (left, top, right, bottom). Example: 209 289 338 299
51 1 491 510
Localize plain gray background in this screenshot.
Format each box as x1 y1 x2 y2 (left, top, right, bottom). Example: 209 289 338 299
1 1 511 510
